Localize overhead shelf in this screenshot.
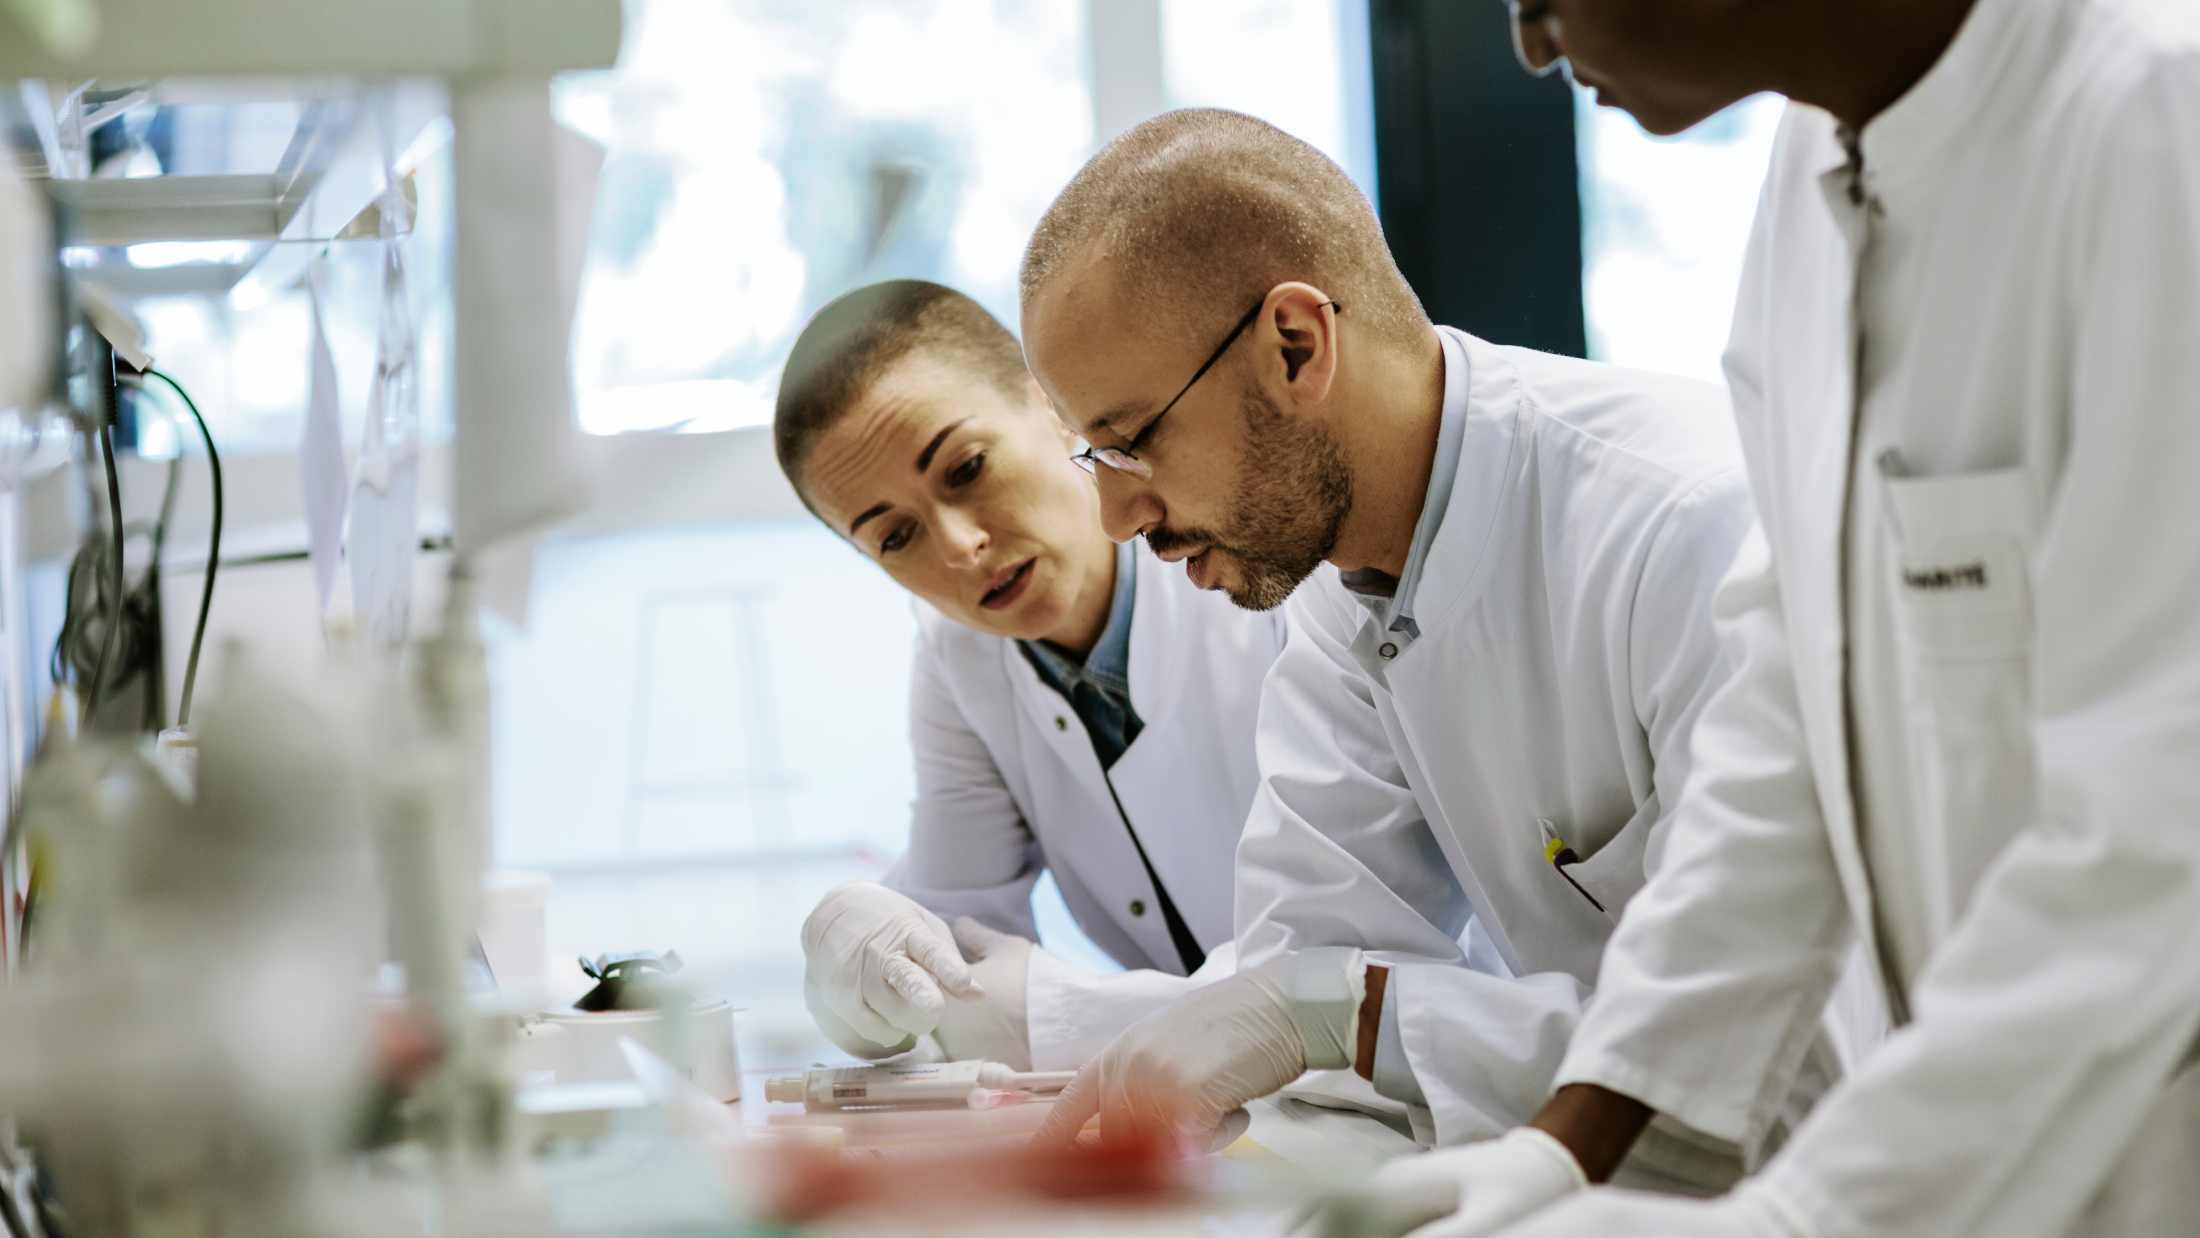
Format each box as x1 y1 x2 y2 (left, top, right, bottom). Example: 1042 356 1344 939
2 0 617 561
0 0 619 79
51 172 284 244
26 86 442 310
2 0 616 289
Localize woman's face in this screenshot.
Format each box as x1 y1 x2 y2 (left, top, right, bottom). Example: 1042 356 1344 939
802 354 1117 645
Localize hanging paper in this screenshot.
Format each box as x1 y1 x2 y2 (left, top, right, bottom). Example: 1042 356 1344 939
348 95 422 651
300 263 348 615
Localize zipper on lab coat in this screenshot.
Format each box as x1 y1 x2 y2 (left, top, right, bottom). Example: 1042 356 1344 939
1835 131 1915 1029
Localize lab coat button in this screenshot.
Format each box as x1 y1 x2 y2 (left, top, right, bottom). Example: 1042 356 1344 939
1378 641 1399 660
1055 716 1069 731
1129 899 1147 917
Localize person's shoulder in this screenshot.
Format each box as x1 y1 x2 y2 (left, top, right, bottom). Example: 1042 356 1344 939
911 599 1014 679
2042 0 2198 139
1497 347 1742 492
2079 0 2200 67
2032 0 2200 254
2094 0 2200 126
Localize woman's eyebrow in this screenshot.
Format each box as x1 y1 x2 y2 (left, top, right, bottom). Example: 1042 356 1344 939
848 502 891 536
914 418 970 474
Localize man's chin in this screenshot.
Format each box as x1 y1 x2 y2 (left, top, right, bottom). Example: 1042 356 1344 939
1222 562 1309 613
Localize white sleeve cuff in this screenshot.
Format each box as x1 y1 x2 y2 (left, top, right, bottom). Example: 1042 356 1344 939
1371 977 1427 1106
1284 947 1367 1071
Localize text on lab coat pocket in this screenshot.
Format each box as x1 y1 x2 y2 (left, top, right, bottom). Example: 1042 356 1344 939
1879 464 2038 914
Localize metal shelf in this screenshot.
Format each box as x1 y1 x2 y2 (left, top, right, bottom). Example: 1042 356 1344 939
4 0 615 293
25 83 442 311
0 0 618 79
5 0 618 563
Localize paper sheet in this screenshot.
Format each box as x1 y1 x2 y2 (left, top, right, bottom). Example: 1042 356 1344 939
347 96 422 649
300 265 348 615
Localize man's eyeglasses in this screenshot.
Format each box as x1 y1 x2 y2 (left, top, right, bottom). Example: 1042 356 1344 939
1072 298 1343 479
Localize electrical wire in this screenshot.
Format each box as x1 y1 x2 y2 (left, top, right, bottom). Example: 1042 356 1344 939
47 511 166 716
140 368 221 728
78 421 125 724
139 440 182 732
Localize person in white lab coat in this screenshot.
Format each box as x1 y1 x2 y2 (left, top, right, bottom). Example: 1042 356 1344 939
773 280 1284 1073
1017 110 1840 1177
1345 1 2200 1236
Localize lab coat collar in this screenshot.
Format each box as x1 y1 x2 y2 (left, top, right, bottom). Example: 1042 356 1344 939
1394 327 1525 645
1005 546 1189 751
1119 547 1183 724
1855 0 2042 187
1019 540 1138 704
1338 325 1469 639
1085 539 1138 697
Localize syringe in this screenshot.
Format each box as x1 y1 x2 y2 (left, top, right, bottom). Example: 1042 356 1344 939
764 1061 1077 1112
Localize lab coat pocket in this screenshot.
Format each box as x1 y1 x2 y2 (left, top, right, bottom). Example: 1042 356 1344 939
1545 794 1657 918
1881 466 2037 910
1881 466 2035 660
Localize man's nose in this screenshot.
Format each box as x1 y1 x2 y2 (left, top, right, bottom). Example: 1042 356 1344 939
1512 9 1564 76
1093 466 1162 545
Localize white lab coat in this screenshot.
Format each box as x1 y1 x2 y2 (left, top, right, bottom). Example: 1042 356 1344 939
1237 327 1831 1163
1553 1 2200 1234
886 547 1285 1069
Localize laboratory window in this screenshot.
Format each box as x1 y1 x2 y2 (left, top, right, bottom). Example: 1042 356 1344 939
1577 92 1784 382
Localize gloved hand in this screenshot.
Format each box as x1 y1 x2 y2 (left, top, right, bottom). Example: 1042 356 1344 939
1032 947 1364 1148
801 882 982 1058
1495 1184 1809 1238
932 917 1035 1070
1300 1128 1587 1238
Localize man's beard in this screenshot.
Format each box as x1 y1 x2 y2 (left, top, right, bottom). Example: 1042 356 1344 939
1146 390 1353 612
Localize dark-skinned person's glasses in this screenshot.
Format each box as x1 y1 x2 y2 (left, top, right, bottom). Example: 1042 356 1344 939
1502 0 1564 77
1071 298 1344 479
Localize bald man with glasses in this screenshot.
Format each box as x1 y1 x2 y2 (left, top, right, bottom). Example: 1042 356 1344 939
1018 108 1855 1190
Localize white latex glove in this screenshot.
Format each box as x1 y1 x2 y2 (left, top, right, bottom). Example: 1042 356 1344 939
1495 1184 1809 1238
1032 947 1364 1148
801 882 982 1058
1302 1128 1587 1238
932 917 1035 1070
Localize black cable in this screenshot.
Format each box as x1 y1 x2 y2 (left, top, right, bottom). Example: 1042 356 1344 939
48 550 88 687
79 422 125 723
141 369 220 728
49 518 163 704
141 448 181 730
149 428 181 559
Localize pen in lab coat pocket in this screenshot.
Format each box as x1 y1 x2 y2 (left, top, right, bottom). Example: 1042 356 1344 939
1537 818 1606 914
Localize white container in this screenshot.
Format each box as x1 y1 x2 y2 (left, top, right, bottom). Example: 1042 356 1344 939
151 727 197 799
476 870 550 996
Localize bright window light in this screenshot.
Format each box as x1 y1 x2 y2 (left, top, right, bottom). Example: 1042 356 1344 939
558 0 1093 436
1577 92 1784 382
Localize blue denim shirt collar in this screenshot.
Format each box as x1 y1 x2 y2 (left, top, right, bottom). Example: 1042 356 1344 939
1021 539 1137 707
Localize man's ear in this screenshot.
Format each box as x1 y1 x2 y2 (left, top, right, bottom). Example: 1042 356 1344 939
1260 282 1343 408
